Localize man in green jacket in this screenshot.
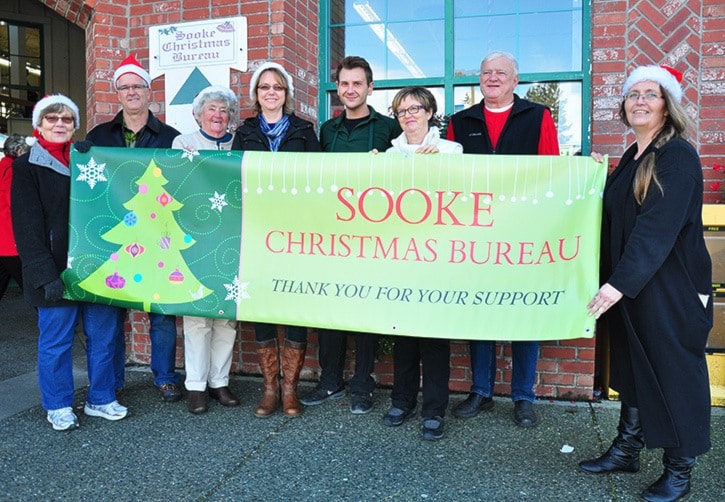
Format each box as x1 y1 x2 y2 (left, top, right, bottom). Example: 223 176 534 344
301 56 401 414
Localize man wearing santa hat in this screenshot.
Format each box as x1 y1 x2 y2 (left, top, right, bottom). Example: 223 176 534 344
83 55 183 403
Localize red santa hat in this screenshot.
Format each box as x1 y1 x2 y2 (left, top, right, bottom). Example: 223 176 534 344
622 65 684 103
31 94 80 129
113 54 152 88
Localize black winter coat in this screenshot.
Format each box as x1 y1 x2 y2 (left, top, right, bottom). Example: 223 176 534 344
11 144 74 307
603 137 712 457
86 110 180 148
231 114 321 152
447 94 545 154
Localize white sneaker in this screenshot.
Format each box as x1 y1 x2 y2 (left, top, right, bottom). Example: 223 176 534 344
84 400 128 421
47 407 79 431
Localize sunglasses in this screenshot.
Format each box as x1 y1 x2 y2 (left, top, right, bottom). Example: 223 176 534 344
257 84 286 92
43 115 75 125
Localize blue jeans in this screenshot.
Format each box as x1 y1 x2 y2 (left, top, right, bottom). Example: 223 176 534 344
114 312 180 388
469 340 538 402
38 303 122 410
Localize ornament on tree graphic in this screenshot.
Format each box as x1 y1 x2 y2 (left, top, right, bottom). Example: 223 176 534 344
105 271 126 289
159 226 171 250
78 160 212 311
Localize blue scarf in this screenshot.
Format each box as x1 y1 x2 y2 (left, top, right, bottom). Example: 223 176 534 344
259 114 290 152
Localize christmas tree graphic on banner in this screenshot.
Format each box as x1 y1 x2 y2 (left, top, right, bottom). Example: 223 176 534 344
78 159 212 311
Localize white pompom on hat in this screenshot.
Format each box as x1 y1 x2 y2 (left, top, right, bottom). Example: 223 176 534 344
248 62 294 100
32 94 81 129
113 54 152 88
622 65 684 103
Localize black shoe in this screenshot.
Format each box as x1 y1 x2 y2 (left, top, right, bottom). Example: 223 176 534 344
578 403 643 474
208 386 240 407
453 393 494 418
513 400 538 428
350 393 374 414
422 416 445 441
299 385 346 406
158 383 182 403
383 406 416 427
187 390 208 414
640 454 695 502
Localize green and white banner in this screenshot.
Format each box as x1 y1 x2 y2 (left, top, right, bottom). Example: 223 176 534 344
64 147 606 341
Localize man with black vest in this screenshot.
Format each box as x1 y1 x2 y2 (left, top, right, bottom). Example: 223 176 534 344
446 50 559 428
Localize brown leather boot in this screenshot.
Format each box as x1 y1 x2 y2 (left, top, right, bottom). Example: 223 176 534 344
281 339 306 416
254 339 279 418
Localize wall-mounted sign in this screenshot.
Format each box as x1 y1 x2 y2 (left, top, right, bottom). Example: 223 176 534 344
149 16 247 72
148 16 247 135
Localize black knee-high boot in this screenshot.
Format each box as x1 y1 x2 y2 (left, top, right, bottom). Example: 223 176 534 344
579 403 644 474
640 452 695 502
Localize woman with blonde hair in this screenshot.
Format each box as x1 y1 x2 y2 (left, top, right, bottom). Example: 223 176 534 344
232 62 320 417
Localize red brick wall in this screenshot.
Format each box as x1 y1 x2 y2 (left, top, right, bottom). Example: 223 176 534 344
122 311 597 401
79 0 320 129
591 0 725 202
46 0 725 402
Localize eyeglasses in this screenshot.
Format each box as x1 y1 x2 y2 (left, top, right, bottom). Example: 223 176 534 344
393 105 425 118
257 84 285 92
117 84 149 93
43 115 75 125
624 92 663 102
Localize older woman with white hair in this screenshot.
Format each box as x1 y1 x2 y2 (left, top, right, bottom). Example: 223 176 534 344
172 85 239 151
173 85 241 414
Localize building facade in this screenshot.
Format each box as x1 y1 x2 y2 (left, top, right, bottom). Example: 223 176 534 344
2 0 724 400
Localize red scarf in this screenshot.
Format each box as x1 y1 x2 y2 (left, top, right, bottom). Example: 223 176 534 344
36 134 72 167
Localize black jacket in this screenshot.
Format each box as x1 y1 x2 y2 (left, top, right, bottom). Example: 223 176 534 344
11 144 74 307
231 114 321 152
448 94 546 154
604 138 712 456
86 110 180 148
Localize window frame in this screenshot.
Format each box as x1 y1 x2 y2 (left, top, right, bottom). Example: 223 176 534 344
0 18 44 133
318 0 592 153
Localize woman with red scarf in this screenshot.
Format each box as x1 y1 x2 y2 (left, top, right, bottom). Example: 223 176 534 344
11 95 128 431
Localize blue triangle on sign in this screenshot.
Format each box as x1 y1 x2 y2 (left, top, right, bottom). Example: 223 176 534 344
170 68 212 105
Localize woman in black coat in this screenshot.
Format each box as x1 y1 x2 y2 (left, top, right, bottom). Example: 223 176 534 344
579 66 712 502
12 95 128 431
232 62 320 418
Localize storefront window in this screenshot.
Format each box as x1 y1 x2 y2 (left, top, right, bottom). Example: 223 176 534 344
0 20 42 133
321 0 589 152
454 1 583 75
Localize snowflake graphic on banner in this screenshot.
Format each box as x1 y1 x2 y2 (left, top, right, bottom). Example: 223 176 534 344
224 275 250 303
209 191 228 212
76 157 107 189
181 147 199 162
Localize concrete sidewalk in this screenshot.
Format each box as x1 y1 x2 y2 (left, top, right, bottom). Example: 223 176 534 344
1 287 724 501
